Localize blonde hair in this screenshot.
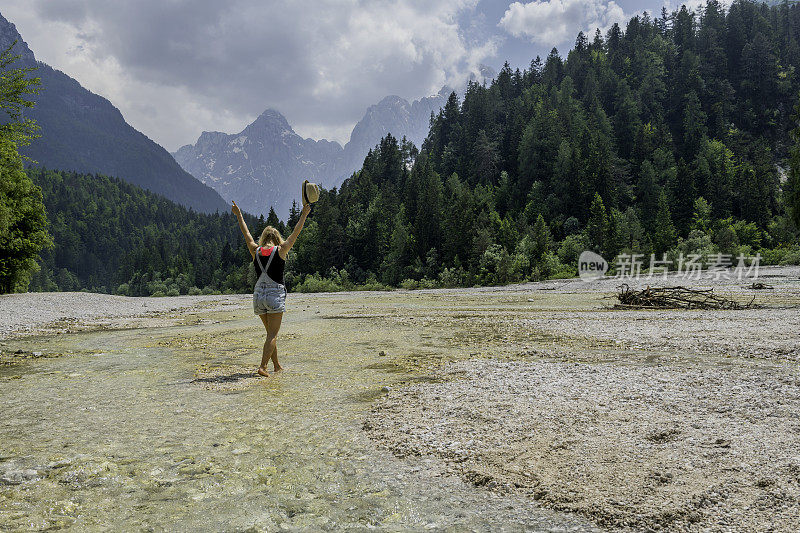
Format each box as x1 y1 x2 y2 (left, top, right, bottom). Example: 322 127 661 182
258 226 284 248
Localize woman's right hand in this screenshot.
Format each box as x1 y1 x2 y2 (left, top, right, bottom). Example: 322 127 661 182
231 200 241 217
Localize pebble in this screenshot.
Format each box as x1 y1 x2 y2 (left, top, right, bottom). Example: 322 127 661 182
367 349 800 532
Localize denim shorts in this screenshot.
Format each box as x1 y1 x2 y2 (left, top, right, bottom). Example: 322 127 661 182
253 280 286 314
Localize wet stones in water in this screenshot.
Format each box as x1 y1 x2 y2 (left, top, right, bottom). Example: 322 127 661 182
192 363 267 391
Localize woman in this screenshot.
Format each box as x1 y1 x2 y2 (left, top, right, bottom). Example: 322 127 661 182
231 199 310 377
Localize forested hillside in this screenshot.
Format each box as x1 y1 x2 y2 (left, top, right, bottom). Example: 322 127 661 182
23 0 800 295
284 0 800 290
27 168 283 295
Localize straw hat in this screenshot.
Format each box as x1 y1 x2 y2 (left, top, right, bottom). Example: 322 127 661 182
302 180 320 205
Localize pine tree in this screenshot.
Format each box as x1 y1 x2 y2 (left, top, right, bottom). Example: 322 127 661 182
414 161 443 258
265 206 286 236
587 193 608 254
287 200 301 229
790 98 800 227
531 214 551 261
471 129 499 185
542 48 564 87
654 191 677 256
636 160 660 233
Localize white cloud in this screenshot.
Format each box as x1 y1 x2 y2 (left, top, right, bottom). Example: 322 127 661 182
2 0 498 151
662 0 733 13
499 0 627 46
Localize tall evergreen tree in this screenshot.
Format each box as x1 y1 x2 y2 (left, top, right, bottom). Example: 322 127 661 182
587 193 609 254
654 191 677 256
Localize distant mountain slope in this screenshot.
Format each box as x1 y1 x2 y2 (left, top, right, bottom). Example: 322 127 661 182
0 12 228 213
173 110 343 217
174 88 453 217
339 88 450 174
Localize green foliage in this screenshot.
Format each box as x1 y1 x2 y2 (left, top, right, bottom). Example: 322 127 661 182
27 168 257 295
293 273 343 293
690 197 712 234
0 42 41 148
654 192 677 256
586 193 609 254
0 137 51 292
790 97 800 227
0 43 50 294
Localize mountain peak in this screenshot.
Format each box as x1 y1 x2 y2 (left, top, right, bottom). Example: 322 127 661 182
377 95 408 107
250 109 292 131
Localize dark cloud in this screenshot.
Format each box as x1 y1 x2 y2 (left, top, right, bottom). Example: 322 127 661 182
6 1 678 150
12 0 496 149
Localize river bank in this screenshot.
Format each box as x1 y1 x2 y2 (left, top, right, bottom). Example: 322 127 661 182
2 268 799 531
365 267 800 532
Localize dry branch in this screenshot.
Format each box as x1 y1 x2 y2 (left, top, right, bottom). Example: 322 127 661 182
614 284 756 310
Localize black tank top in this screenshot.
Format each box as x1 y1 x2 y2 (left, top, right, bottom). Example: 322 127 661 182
254 246 285 284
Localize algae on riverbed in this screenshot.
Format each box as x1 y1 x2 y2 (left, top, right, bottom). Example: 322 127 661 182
0 289 602 531
2 268 799 531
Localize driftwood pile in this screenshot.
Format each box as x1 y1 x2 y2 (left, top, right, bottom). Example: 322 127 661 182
615 284 756 310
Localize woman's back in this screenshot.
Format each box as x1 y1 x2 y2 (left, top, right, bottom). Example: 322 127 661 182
254 246 285 285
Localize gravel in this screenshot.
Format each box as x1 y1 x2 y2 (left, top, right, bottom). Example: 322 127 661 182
0 292 248 339
4 268 800 531
367 358 800 532
365 265 800 532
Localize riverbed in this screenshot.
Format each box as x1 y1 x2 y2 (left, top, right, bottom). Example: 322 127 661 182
0 290 599 531
1 269 799 531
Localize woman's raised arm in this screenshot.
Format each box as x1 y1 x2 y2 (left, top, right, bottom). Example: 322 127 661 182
232 201 257 259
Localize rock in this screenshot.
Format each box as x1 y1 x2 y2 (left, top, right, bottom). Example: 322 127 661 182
0 468 39 485
381 386 392 393
47 458 72 469
379 350 387 356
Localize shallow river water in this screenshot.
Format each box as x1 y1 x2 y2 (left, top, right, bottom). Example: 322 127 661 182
0 294 600 532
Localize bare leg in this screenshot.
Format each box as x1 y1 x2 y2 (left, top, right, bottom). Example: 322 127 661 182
257 314 273 376
257 312 283 375
268 312 283 371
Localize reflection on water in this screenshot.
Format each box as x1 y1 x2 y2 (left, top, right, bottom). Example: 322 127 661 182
0 316 597 531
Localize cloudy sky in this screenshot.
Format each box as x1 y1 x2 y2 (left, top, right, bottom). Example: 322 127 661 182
3 0 707 151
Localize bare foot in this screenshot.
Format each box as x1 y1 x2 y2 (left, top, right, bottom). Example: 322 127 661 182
257 367 270 377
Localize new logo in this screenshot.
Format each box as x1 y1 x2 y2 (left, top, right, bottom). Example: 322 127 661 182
578 251 608 281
